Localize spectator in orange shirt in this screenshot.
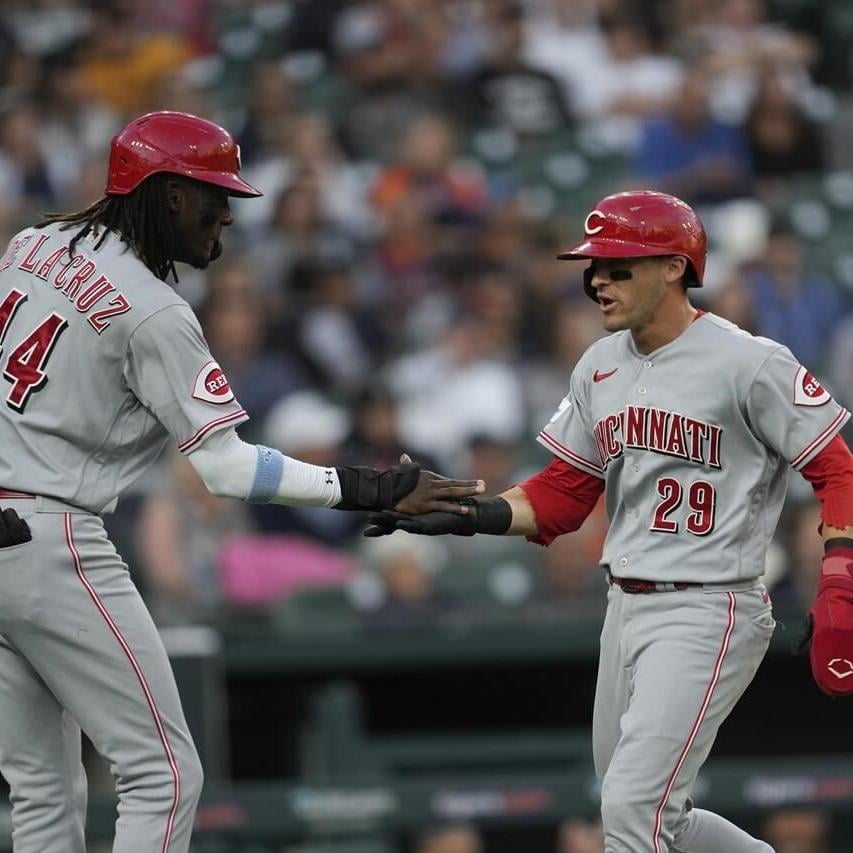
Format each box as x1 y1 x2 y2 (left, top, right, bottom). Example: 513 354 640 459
76 1 195 116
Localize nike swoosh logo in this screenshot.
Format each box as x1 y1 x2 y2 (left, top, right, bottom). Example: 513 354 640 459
593 369 618 383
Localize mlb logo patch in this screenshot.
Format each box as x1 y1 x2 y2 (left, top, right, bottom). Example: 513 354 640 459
193 361 235 404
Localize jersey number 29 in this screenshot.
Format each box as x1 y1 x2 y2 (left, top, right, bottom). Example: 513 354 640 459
0 289 68 413
650 476 716 536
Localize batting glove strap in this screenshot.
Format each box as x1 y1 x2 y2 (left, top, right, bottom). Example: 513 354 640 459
334 463 421 511
467 496 513 535
817 546 853 593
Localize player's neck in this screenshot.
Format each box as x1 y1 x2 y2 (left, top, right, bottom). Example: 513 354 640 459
631 298 697 355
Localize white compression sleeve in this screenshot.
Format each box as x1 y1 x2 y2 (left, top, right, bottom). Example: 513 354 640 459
186 427 343 507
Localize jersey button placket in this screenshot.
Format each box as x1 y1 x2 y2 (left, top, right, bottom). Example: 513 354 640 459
638 359 651 396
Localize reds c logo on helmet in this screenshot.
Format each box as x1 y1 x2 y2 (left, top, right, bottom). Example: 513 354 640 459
105 111 263 199
558 190 708 302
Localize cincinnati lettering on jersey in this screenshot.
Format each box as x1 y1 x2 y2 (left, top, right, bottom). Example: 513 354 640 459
593 405 722 470
4 232 132 334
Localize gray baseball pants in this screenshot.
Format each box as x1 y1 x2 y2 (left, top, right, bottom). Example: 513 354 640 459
593 581 776 853
0 496 202 851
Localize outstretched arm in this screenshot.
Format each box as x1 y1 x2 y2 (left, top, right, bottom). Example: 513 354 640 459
365 457 604 540
186 428 484 515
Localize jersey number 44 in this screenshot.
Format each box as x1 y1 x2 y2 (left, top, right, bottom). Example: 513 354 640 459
0 289 68 413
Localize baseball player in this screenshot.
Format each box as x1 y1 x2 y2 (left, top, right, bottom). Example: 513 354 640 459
0 110 484 853
368 190 853 852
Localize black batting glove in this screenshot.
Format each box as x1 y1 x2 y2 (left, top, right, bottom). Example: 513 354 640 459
364 508 478 537
0 508 31 548
364 496 512 538
334 463 422 511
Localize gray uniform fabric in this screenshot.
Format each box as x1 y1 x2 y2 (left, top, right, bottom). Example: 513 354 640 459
538 313 846 852
0 223 249 851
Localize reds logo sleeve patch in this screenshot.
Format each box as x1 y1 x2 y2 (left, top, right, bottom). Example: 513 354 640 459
192 360 235 404
793 366 831 407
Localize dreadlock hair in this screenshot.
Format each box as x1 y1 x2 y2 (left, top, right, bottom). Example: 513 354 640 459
37 173 179 281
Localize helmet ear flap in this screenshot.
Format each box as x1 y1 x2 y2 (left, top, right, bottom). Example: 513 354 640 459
583 265 598 302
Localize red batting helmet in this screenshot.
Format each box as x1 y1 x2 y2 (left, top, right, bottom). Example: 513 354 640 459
106 111 262 198
558 190 706 301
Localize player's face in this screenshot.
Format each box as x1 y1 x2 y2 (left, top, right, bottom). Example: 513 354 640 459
168 180 234 269
588 256 681 333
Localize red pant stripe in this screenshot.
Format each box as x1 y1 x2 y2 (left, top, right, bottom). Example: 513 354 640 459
64 513 181 853
651 591 736 853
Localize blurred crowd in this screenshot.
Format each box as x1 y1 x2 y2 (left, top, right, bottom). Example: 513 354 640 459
2 0 853 630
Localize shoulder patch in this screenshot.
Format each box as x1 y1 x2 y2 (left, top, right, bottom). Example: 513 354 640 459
193 360 235 405
547 393 573 425
793 366 830 407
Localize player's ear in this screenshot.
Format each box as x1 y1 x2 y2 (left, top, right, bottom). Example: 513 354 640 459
166 179 184 213
664 255 688 285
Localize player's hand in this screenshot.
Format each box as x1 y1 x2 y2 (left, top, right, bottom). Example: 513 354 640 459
392 453 485 516
364 505 478 537
0 508 31 548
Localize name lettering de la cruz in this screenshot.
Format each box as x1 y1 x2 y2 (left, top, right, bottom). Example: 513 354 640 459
0 231 132 333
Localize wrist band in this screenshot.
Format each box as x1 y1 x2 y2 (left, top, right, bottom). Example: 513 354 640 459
473 496 513 535
246 445 284 503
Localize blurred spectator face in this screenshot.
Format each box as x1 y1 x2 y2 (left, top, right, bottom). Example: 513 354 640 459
465 270 520 353
360 530 448 606
67 157 110 210
202 264 265 362
719 0 764 28
552 299 608 367
603 19 651 62
89 6 134 55
706 273 755 331
487 1 525 62
250 61 294 118
272 177 323 235
558 817 605 853
444 316 498 364
467 270 518 325
763 229 804 282
383 552 433 603
415 825 483 853
479 203 527 267
402 115 454 177
763 808 829 853
288 114 337 165
1 107 40 165
312 267 357 309
466 435 518 493
748 71 805 157
356 391 399 450
674 68 711 127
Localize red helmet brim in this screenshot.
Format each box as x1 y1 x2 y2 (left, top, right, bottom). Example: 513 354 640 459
557 238 671 260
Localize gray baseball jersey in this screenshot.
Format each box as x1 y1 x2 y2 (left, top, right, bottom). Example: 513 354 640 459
0 222 250 851
0 223 248 512
539 311 849 583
